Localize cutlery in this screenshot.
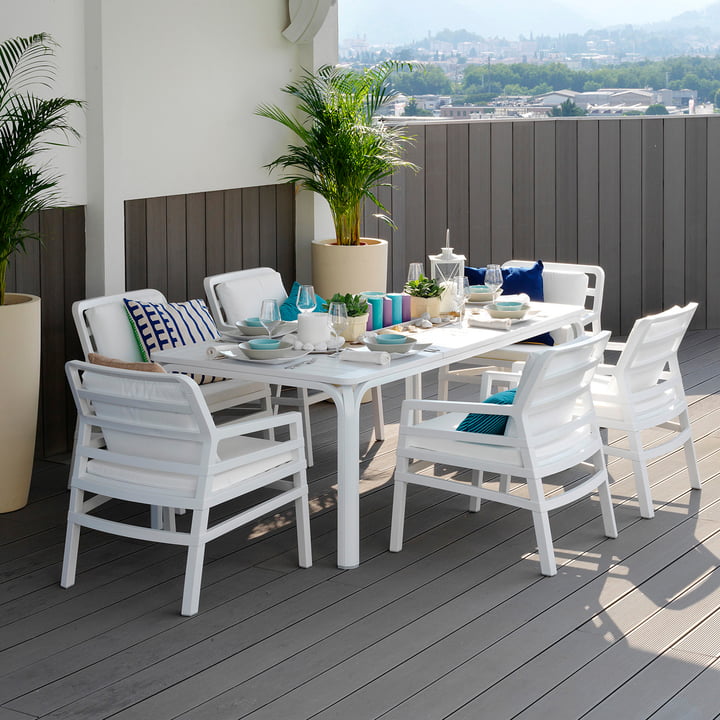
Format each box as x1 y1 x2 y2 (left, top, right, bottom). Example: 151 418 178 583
286 357 316 369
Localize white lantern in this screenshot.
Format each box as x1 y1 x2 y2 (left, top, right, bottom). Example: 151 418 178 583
429 229 465 314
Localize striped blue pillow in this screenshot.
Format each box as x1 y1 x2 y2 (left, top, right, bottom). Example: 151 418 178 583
456 389 516 435
124 298 223 385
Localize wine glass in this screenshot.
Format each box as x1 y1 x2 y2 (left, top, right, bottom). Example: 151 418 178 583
259 298 281 337
407 262 424 284
485 264 503 300
296 284 316 315
327 301 348 357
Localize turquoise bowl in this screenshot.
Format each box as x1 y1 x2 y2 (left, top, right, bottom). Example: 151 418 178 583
243 317 264 327
248 337 281 349
495 301 524 310
375 333 408 344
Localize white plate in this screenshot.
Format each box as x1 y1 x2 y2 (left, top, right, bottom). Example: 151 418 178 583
227 321 297 340
220 348 311 365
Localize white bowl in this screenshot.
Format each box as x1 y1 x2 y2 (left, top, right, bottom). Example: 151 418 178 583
239 340 295 359
235 320 294 337
364 336 417 354
486 303 529 320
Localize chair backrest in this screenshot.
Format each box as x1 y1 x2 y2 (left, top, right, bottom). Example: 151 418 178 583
616 303 697 396
66 360 216 500
73 289 167 362
204 268 288 335
503 260 605 340
509 331 610 469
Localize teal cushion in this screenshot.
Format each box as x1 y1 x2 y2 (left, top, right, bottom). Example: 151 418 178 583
280 282 326 321
456 389 516 435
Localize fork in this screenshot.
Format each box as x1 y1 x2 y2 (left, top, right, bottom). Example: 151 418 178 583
286 357 316 369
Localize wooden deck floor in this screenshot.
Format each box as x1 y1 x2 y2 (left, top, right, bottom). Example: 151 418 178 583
2 330 720 720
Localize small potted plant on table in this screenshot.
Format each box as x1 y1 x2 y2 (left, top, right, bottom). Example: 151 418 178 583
324 293 369 342
404 274 444 319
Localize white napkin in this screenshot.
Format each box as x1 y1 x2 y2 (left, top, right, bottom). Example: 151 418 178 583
497 293 530 305
339 349 391 366
467 316 512 330
207 343 236 359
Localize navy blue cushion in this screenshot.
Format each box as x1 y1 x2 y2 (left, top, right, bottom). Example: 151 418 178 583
456 389 516 435
280 282 326 321
464 261 553 345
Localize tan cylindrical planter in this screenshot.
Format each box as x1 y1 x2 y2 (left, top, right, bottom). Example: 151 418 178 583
0 294 41 512
311 238 388 300
410 295 441 319
341 313 369 343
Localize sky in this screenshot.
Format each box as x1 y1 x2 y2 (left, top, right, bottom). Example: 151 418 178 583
339 0 716 44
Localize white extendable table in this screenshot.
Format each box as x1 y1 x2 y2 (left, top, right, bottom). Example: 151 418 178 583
153 302 586 569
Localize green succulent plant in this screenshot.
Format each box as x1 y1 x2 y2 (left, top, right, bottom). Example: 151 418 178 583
324 292 369 317
404 274 444 298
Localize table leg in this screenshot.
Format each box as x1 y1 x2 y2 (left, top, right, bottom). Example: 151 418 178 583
334 384 363 569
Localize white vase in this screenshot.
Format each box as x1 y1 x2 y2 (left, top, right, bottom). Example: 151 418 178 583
0 294 41 512
311 238 388 300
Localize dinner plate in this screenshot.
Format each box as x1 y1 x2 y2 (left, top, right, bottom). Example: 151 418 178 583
220 348 311 365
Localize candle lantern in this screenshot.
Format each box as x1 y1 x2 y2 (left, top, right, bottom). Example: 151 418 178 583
429 229 465 314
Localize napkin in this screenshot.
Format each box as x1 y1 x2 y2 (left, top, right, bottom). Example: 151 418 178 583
467 316 512 330
496 293 530 305
207 343 236 359
339 349 391 366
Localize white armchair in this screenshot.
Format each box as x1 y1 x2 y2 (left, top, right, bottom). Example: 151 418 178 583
62 360 312 616
391 331 616 577
591 303 701 518
438 260 605 400
204 268 385 466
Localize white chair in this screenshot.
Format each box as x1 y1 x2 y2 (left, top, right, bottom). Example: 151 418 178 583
204 268 385 466
390 331 617 577
72 289 273 416
61 360 312 616
438 260 605 400
591 303 701 519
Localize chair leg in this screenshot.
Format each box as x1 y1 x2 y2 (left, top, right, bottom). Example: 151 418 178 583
389 475 408 552
295 474 312 568
597 474 618 538
371 387 385 442
162 506 177 532
498 475 512 494
468 470 483 512
527 476 556 576
297 388 314 467
628 431 654 518
61 489 83 588
437 365 450 401
181 509 209 616
680 410 702 490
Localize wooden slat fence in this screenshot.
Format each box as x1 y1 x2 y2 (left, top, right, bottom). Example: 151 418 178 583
367 115 720 336
5 206 86 458
124 183 296 300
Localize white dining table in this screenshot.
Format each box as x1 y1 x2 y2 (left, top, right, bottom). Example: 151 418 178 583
153 301 586 569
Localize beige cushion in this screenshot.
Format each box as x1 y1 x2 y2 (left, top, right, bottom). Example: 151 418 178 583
89 353 166 373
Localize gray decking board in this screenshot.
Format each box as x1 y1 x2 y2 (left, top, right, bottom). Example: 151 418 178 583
1 331 719 719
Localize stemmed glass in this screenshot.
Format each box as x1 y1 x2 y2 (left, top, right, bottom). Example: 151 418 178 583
259 298 281 338
485 264 503 300
327 301 348 357
407 262 424 284
297 284 316 315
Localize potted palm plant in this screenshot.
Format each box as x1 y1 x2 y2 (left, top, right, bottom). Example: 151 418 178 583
0 33 82 512
257 61 417 299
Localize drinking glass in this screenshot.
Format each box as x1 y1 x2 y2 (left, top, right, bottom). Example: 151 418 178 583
485 264 503 298
296 284 316 314
327 301 348 357
407 262 424 284
259 298 281 337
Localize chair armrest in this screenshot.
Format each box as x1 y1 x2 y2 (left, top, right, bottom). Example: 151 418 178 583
402 398 518 417
604 341 626 353
214 410 303 440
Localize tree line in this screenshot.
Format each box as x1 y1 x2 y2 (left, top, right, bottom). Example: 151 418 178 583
392 56 720 104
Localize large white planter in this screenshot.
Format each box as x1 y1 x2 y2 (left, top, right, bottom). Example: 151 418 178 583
311 238 388 300
0 294 41 512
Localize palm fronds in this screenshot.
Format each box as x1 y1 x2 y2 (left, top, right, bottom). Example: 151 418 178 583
257 61 418 245
0 33 83 304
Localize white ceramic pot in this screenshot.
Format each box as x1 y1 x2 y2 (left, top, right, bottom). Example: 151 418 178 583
410 295 441 319
311 237 388 300
0 294 41 512
297 312 332 345
342 313 370 343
